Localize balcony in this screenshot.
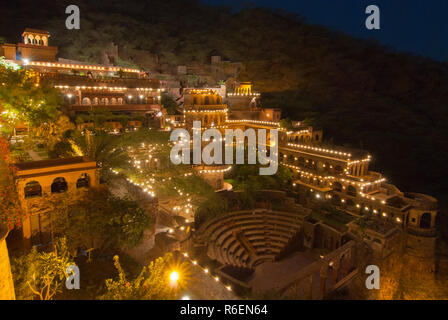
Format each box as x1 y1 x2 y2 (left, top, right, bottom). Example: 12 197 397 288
69 104 161 113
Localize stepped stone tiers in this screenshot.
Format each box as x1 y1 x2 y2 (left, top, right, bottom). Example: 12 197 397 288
196 208 309 270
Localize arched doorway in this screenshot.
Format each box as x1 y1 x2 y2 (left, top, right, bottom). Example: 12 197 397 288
51 177 68 193
76 173 90 188
24 181 42 198
420 213 431 229
333 182 342 192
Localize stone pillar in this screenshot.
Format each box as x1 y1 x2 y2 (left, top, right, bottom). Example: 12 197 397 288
308 274 314 300
319 265 328 299
332 260 340 284
0 227 16 300
22 215 32 249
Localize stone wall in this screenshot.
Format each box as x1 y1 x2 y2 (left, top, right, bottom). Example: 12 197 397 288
0 228 15 300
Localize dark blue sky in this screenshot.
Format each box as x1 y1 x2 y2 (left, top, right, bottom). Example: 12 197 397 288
203 0 448 62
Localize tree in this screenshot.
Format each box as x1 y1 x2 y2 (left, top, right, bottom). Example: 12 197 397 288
161 94 179 114
102 253 191 300
279 118 293 130
0 57 61 136
0 136 24 229
69 129 131 176
52 188 152 253
11 237 75 300
33 112 75 150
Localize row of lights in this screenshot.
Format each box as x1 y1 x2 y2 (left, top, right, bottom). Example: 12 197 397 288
198 166 232 174
184 109 228 114
287 129 310 135
55 85 165 92
339 177 386 188
226 119 280 126
287 143 352 158
188 89 217 94
347 156 372 166
28 61 140 73
283 163 335 180
307 188 402 223
182 252 232 292
227 92 260 96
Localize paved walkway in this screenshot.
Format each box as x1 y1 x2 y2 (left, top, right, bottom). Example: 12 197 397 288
27 150 42 161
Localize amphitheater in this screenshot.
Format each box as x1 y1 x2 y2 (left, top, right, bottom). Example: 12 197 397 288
196 209 307 269
193 193 359 299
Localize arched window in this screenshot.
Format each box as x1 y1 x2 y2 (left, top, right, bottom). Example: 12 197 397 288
204 96 210 105
217 96 222 104
24 181 42 198
333 182 343 192
294 136 299 143
51 177 68 193
82 97 91 105
193 97 198 105
346 199 355 208
420 213 431 229
76 173 90 189
93 97 99 105
118 98 124 104
110 98 117 105
347 185 357 196
39 40 43 45
334 165 343 174
332 194 341 205
101 98 108 105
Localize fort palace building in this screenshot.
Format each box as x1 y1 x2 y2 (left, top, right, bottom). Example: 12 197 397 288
0 29 439 299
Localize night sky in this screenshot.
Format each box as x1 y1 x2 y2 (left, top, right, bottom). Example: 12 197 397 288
203 0 448 62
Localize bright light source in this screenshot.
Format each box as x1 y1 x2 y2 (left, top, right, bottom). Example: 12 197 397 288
170 271 179 283
23 58 30 65
182 295 190 300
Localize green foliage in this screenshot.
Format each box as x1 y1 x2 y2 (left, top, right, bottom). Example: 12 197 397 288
0 136 23 229
194 194 228 228
69 129 131 176
228 164 293 192
11 237 75 300
0 57 61 133
102 253 189 300
48 140 74 158
279 118 293 130
52 189 152 253
33 113 76 150
161 94 180 114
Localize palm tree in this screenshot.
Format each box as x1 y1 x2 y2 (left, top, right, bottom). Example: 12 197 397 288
70 129 130 177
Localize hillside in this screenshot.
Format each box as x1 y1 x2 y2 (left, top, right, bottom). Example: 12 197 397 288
2 0 448 215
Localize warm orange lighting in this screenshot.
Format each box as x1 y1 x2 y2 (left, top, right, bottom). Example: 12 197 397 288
170 271 179 283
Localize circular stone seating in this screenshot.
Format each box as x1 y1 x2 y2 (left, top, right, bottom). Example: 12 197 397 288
196 209 305 269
